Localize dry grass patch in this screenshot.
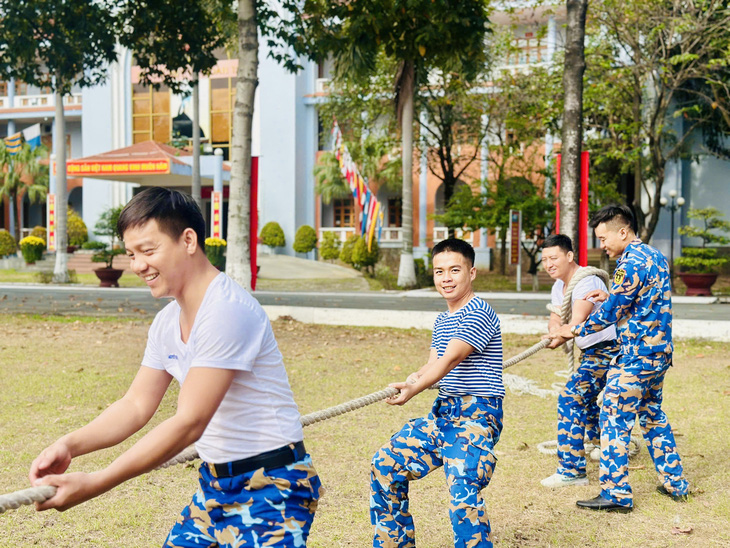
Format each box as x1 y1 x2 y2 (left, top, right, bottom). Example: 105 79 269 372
0 315 728 547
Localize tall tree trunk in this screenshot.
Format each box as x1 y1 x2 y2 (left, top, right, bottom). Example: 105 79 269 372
226 0 257 290
559 0 588 249
397 61 417 287
53 87 69 282
192 75 202 210
631 69 645 239
10 191 19 243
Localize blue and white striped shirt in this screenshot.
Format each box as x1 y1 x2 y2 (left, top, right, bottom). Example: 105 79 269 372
431 296 504 398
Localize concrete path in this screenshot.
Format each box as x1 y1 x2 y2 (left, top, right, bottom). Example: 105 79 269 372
258 254 361 279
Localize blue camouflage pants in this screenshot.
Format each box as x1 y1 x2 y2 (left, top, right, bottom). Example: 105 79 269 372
600 354 689 507
163 454 321 547
557 344 617 478
370 395 502 548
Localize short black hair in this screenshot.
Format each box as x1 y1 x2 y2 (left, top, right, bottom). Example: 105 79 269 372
431 238 475 267
589 204 637 233
542 234 573 254
117 187 206 245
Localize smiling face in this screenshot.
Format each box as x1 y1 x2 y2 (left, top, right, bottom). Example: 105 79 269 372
122 219 197 300
594 222 632 259
541 245 574 281
432 250 476 311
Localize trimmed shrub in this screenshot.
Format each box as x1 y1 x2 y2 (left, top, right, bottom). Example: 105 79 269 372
293 225 317 254
352 236 380 272
260 221 285 249
19 236 46 264
30 226 47 243
67 209 88 247
0 229 17 257
319 231 341 261
339 234 360 266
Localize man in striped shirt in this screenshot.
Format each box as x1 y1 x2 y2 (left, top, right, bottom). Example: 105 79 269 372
370 238 504 548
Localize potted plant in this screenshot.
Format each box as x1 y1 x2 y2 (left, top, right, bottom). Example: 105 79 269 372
91 205 126 287
205 237 227 270
19 235 46 265
259 221 285 254
675 207 730 296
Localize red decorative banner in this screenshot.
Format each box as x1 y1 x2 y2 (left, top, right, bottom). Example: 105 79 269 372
66 160 170 177
211 191 222 239
47 194 56 251
510 209 522 265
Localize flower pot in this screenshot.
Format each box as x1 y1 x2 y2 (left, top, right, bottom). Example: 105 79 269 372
677 272 718 296
94 267 124 288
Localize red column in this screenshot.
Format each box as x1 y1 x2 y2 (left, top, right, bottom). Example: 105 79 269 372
250 156 259 290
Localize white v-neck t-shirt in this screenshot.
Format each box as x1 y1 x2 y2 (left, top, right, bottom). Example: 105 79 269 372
141 272 303 463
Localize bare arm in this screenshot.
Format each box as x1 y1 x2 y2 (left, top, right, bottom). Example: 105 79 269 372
388 339 473 406
406 348 439 384
30 366 173 483
32 367 236 511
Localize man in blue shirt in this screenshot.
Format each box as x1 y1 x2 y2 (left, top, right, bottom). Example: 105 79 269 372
555 205 689 512
370 238 503 548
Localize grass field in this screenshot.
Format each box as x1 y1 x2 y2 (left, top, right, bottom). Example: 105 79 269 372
0 315 728 547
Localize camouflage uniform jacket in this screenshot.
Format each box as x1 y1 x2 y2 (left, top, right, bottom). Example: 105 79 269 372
576 239 673 357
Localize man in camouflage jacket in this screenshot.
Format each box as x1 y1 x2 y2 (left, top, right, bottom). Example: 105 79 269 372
555 204 689 512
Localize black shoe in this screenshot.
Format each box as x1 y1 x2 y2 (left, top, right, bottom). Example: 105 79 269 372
576 495 633 513
657 485 689 502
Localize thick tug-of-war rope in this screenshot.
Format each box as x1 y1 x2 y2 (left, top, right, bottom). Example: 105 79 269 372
0 339 561 514
536 266 642 460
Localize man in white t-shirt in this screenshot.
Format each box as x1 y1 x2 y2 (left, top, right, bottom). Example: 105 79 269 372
540 234 619 488
29 187 320 547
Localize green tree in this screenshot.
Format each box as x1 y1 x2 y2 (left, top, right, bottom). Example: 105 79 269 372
439 177 553 287
273 0 491 287
582 0 730 242
118 0 236 208
0 142 48 243
0 0 118 282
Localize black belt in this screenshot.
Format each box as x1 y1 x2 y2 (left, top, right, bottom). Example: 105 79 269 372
583 340 617 351
209 441 306 478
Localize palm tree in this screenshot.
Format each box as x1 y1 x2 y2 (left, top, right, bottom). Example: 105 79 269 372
0 142 48 242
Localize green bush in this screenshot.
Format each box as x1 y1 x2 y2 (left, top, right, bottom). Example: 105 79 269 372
0 229 17 257
81 240 107 250
319 231 341 261
339 234 360 266
30 226 47 243
414 258 433 288
374 263 398 289
293 225 317 254
19 236 46 264
260 221 285 249
67 209 88 247
675 247 729 274
352 236 379 272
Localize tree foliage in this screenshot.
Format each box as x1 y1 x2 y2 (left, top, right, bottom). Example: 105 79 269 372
117 0 235 93
0 0 118 282
582 0 730 242
0 142 48 243
272 0 491 287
